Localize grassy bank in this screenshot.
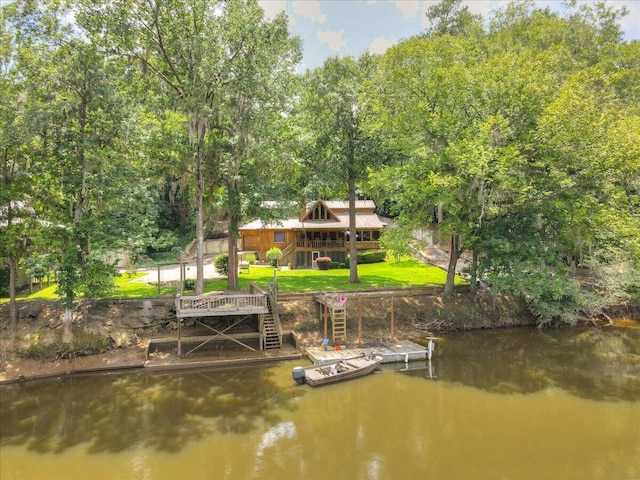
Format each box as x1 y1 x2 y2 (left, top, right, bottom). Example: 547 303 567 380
2 259 463 302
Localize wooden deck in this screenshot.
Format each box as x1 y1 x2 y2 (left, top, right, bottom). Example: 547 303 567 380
306 339 430 365
176 293 268 318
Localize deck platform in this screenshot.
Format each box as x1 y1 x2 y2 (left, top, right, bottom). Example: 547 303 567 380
306 339 430 365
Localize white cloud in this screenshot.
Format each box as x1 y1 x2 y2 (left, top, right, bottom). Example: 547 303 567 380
394 0 421 19
463 0 493 17
420 1 495 29
258 0 287 20
368 36 397 55
317 28 347 52
293 0 326 23
421 1 438 29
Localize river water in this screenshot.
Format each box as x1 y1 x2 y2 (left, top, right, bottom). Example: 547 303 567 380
1 324 639 480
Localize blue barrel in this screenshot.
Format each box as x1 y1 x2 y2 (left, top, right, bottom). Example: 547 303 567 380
292 366 306 384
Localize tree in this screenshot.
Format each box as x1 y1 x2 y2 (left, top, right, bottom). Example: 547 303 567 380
4 0 157 337
0 0 70 327
425 0 482 37
77 0 300 293
365 34 486 296
366 0 639 318
297 55 381 283
206 5 301 289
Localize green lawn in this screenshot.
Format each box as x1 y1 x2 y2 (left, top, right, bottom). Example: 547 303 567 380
203 258 462 293
2 258 462 302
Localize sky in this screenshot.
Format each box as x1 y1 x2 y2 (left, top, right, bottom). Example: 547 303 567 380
258 0 640 70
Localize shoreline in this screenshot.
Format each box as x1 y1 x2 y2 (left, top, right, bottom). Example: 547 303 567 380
3 293 637 386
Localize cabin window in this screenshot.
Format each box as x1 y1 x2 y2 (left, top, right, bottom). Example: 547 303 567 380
362 231 371 241
373 231 380 241
308 203 332 220
274 232 285 243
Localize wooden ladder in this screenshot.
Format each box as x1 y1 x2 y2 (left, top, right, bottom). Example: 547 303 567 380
331 304 347 343
262 292 282 349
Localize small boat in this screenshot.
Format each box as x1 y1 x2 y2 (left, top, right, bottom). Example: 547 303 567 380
292 353 383 387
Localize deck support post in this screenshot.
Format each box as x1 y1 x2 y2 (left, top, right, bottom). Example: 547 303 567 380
357 296 362 345
177 316 182 357
323 297 328 339
390 295 395 341
179 262 185 295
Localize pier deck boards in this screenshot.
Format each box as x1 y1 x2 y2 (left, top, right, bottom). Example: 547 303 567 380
306 339 429 365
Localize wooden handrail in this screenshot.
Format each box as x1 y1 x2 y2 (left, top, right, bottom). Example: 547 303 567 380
176 293 267 318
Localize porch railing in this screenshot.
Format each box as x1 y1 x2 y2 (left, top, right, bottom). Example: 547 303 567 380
176 294 268 318
295 240 380 250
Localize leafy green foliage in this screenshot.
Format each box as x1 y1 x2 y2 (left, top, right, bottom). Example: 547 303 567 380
20 254 54 284
77 259 117 300
266 248 282 267
380 226 420 263
346 250 387 265
365 1 639 320
214 254 229 277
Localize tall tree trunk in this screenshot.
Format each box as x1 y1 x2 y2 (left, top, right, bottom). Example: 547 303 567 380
443 234 461 298
195 116 206 295
348 175 359 284
8 256 18 328
227 231 239 290
63 307 73 343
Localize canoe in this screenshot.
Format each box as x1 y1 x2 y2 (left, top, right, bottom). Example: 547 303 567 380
292 353 383 387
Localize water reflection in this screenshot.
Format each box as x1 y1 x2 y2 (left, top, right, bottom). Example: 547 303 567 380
0 366 302 454
1 324 639 480
405 326 640 402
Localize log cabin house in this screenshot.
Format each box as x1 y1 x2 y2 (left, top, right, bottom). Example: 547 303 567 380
239 200 387 268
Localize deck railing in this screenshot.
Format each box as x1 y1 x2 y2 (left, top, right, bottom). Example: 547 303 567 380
176 294 268 318
295 240 380 250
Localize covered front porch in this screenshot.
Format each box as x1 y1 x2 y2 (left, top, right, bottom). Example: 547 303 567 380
281 230 382 267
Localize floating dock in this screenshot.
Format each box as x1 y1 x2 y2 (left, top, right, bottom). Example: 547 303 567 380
306 339 432 365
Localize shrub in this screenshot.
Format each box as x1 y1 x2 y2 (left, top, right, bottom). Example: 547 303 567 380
214 253 229 276
316 256 332 270
345 250 386 265
245 253 257 264
266 247 282 267
183 279 195 291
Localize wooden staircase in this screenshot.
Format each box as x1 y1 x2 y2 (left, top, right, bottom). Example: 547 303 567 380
280 241 297 264
261 286 283 349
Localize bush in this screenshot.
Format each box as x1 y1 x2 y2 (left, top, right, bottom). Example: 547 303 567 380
183 279 195 291
214 253 229 276
316 256 332 270
266 247 282 267
245 253 257 264
345 250 387 265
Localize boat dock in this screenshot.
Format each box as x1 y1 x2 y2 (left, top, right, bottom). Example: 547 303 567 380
306 339 432 365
